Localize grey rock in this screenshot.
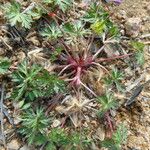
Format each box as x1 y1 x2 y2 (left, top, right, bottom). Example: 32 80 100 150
125 17 142 37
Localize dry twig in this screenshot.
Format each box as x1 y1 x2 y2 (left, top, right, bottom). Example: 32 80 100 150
0 81 6 148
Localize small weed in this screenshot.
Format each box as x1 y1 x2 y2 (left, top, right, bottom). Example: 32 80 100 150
2 1 33 28
131 41 145 66
41 23 63 40
104 68 124 91
97 92 118 134
11 60 65 102
97 92 118 117
43 0 73 12
19 107 50 145
0 57 11 74
101 124 127 150
46 128 69 150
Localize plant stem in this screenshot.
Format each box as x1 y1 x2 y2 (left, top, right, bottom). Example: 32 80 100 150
105 111 113 134
92 45 105 60
58 64 73 76
96 53 132 62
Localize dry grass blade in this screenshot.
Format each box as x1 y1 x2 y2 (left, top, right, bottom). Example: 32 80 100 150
0 81 6 148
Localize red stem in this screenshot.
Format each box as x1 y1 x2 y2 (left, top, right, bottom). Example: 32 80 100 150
105 111 114 134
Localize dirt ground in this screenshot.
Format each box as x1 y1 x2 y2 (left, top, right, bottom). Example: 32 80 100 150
0 0 150 150
108 0 150 149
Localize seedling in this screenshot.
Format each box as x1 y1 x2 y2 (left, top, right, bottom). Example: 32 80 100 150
41 23 63 40
46 128 69 149
43 0 73 12
104 68 124 91
101 124 127 150
0 57 11 75
19 107 50 145
39 3 130 97
11 60 65 102
97 92 118 134
2 1 33 28
131 41 145 66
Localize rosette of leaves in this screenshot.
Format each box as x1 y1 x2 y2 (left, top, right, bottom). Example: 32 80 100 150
97 92 118 117
45 128 69 150
101 124 127 150
19 107 50 145
40 23 63 40
2 1 33 28
45 129 91 150
2 1 45 28
131 41 145 66
104 68 124 92
83 3 120 37
63 21 91 44
43 0 73 12
11 60 65 102
82 3 109 23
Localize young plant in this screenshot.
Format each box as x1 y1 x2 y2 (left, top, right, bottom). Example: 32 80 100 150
82 3 109 23
0 57 11 75
45 128 91 150
46 128 69 150
2 1 33 28
101 124 127 150
97 92 118 134
43 0 73 12
104 68 124 92
131 41 145 66
69 131 91 150
12 60 65 102
39 2 130 97
41 23 63 40
19 107 50 145
63 21 91 44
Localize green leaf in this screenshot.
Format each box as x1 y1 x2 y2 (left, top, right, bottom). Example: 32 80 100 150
135 51 145 66
97 92 118 117
91 20 106 34
45 143 56 150
3 1 33 28
43 0 53 4
41 23 62 40
82 3 109 23
55 0 73 12
131 41 145 52
0 57 11 74
19 108 50 145
22 103 31 110
113 124 127 146
104 68 124 92
34 134 47 146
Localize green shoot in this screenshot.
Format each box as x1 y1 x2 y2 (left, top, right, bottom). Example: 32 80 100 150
2 1 33 28
11 60 65 102
104 68 124 92
19 107 49 145
97 92 118 117
101 124 127 150
43 0 73 12
46 128 69 149
41 23 63 40
0 57 11 75
131 41 145 66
